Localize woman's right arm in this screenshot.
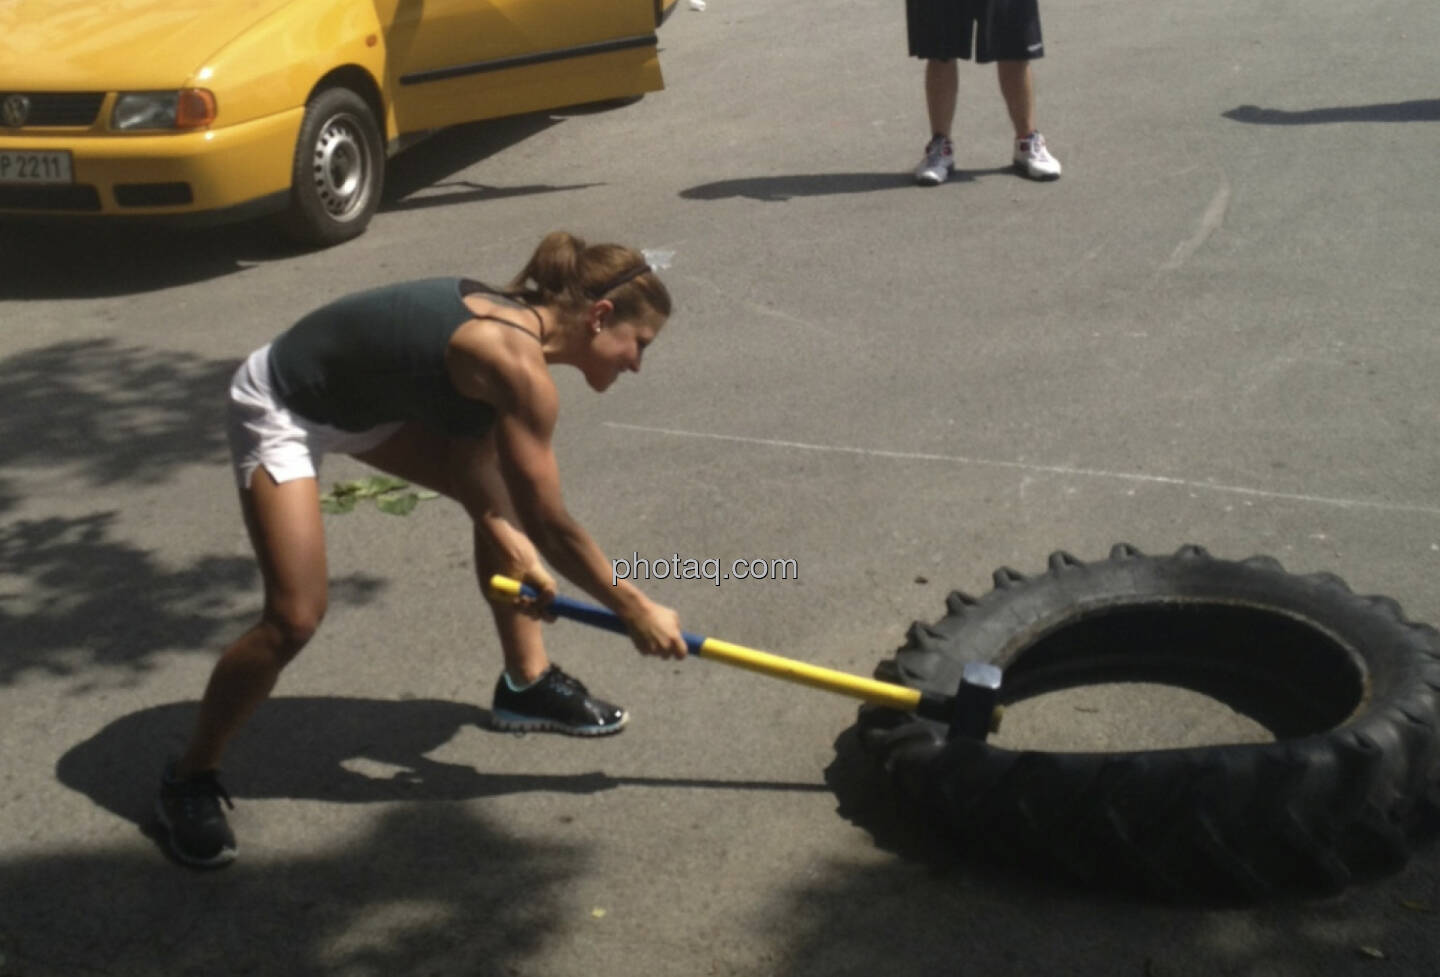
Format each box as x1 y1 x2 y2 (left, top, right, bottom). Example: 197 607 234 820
446 319 686 658
489 386 686 658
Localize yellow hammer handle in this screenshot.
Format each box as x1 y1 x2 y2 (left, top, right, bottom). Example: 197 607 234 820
487 574 925 711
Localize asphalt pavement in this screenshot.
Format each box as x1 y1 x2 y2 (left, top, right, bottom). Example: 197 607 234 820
3 0 1440 974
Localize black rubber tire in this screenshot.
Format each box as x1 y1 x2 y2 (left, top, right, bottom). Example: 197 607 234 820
278 87 384 248
857 543 1440 901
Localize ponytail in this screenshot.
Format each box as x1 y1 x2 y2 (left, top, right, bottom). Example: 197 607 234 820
508 230 672 326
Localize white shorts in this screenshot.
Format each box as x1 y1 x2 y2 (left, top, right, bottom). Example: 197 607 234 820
227 344 403 491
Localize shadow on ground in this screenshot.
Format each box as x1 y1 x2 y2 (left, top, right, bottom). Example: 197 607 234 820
0 218 302 300
0 340 386 683
0 110 601 299
785 728 1440 977
0 339 236 484
379 113 600 213
679 168 1011 202
1223 99 1440 125
0 804 584 977
58 697 834 829
28 712 1440 977
0 509 384 684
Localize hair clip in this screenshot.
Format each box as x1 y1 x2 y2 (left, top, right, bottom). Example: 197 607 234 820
641 248 675 271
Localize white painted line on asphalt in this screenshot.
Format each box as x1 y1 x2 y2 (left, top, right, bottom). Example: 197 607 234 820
1161 171 1232 272
605 421 1440 517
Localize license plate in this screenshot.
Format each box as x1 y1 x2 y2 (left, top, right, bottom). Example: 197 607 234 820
0 150 73 185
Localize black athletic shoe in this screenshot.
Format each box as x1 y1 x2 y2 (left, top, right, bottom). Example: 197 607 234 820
156 762 238 868
491 665 629 736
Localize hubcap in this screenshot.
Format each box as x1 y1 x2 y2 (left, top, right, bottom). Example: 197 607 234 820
310 112 372 222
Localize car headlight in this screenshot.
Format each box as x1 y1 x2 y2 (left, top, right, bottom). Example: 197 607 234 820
112 89 217 131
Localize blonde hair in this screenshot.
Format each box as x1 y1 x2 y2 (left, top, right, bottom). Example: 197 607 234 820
507 231 672 327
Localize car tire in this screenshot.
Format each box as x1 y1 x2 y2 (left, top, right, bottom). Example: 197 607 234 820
279 87 384 248
857 543 1440 900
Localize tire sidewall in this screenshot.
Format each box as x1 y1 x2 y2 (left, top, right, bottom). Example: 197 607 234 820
862 546 1440 897
905 552 1437 728
283 87 384 248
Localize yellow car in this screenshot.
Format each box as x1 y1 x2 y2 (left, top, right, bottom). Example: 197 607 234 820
0 0 677 246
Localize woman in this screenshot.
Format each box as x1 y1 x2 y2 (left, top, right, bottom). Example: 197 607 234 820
157 231 688 868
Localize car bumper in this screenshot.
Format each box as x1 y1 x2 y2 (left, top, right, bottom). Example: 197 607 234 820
0 106 303 221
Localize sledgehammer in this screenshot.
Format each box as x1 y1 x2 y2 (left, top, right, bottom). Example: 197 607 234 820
487 575 1002 740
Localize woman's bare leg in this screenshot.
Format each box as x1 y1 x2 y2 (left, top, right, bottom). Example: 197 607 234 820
355 425 550 683
175 469 328 776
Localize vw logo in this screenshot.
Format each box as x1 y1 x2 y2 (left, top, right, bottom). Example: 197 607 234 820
2 94 31 128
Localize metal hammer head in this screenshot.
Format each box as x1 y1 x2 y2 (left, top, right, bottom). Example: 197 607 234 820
946 662 1003 741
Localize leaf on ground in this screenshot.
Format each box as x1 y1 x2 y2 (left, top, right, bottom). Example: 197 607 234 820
357 475 410 497
321 476 436 515
320 494 358 514
1356 945 1386 960
375 491 419 516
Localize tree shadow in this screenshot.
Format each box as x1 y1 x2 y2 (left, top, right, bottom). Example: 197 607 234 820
1223 99 1440 125
679 168 1010 202
0 509 385 684
0 476 19 519
2 511 253 683
763 832 1440 977
57 696 834 830
0 804 584 977
0 339 236 484
765 726 1440 977
0 340 387 683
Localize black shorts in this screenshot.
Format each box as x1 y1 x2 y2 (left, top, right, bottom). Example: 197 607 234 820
906 0 1044 63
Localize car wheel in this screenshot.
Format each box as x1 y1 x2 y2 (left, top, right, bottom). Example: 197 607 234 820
279 87 384 248
857 543 1440 901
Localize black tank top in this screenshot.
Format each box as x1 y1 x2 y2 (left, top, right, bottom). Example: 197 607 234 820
267 277 538 435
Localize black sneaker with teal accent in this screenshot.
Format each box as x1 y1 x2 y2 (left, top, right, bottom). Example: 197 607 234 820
156 762 238 868
490 665 629 736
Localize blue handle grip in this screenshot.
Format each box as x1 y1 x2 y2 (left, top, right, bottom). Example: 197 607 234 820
520 584 707 655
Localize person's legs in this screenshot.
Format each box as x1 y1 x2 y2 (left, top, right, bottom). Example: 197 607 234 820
354 425 548 684
159 467 327 867
355 424 627 735
982 0 1060 179
998 59 1060 179
915 59 960 185
907 0 969 185
176 471 329 776
925 59 959 138
995 60 1035 140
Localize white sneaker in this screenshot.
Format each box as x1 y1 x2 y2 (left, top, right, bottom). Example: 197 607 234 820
1014 131 1061 180
913 135 954 186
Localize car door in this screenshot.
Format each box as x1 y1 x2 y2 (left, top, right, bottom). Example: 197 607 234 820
376 0 664 136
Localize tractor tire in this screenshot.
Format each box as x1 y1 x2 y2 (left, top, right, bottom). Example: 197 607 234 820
857 543 1440 900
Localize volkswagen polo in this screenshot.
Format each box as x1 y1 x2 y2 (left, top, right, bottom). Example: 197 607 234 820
0 0 677 246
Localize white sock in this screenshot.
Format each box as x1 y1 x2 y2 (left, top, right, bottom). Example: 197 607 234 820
504 669 547 693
